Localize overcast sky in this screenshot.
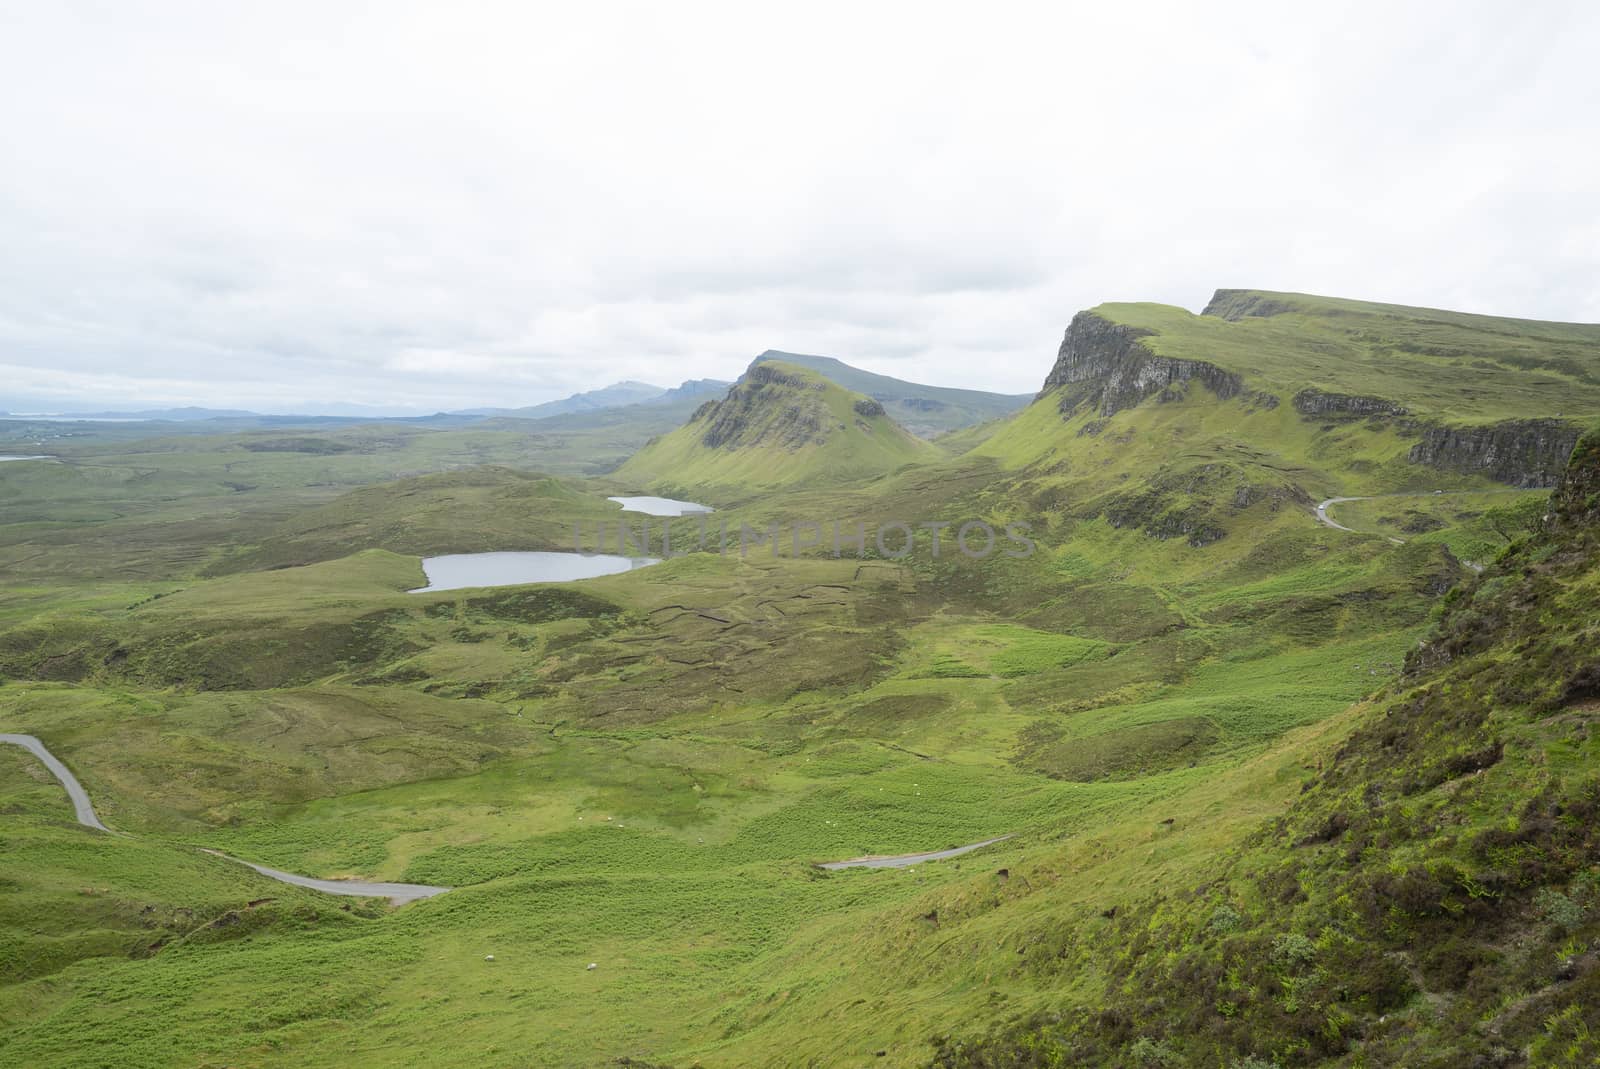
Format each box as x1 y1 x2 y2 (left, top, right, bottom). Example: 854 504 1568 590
2 1 1597 413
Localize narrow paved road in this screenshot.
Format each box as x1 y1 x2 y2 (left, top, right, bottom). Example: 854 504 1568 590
1315 492 1486 570
1315 496 1406 544
200 850 448 903
1 733 449 905
0 733 110 831
818 835 1012 870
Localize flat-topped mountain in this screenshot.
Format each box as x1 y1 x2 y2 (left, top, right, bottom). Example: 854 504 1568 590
749 350 1030 437
1044 289 1600 422
1004 289 1600 492
615 358 933 492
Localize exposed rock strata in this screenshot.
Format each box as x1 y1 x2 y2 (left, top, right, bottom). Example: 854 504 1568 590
1293 388 1409 419
1406 419 1583 488
1041 312 1242 418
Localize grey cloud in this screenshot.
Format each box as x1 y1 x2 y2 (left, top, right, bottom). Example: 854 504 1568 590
0 1 1595 412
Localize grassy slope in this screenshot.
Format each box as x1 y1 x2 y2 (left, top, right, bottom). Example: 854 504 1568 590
616 359 936 496
933 424 1600 1068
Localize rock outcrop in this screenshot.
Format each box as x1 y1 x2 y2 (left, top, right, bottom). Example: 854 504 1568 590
1041 311 1243 418
1201 289 1301 321
1292 388 1409 420
1087 462 1312 548
1406 418 1584 488
692 363 827 451
1546 424 1600 534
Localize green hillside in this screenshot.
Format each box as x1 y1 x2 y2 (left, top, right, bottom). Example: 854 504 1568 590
615 358 936 495
2 292 1598 1068
750 350 1032 437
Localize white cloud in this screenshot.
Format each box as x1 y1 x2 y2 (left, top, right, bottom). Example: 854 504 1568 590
1 0 1596 412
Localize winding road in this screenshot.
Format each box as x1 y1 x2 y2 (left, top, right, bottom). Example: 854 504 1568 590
0 733 110 831
199 849 448 903
817 835 1013 870
1 733 449 905
7 732 1012 892
1315 492 1487 571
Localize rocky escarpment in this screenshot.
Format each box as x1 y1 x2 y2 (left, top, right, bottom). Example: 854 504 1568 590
1042 311 1243 418
1548 425 1600 533
1201 289 1301 321
1292 388 1409 420
1406 418 1584 488
691 363 828 450
1407 424 1599 681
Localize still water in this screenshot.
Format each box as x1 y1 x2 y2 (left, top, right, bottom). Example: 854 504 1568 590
607 496 712 516
409 551 660 593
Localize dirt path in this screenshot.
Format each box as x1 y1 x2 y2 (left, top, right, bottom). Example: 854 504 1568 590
1 733 449 905
818 835 1012 870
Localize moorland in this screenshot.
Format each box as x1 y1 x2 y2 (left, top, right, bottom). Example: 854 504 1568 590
3 290 1599 1068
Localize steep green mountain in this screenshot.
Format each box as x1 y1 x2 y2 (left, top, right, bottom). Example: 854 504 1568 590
1018 289 1599 485
958 290 1600 583
936 424 1600 1068
750 350 1032 437
615 358 936 494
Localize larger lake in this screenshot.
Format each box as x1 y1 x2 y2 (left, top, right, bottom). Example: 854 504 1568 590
0 455 55 462
409 551 661 593
607 496 712 516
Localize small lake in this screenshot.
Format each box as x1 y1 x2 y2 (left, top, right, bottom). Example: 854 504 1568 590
409 551 661 593
607 495 712 516
0 455 54 463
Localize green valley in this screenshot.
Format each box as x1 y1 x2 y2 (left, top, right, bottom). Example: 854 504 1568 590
2 290 1598 1069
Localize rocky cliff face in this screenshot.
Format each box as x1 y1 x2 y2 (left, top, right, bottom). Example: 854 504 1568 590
1406 418 1584 488
1546 424 1600 533
1293 388 1409 419
1041 311 1243 418
691 363 828 450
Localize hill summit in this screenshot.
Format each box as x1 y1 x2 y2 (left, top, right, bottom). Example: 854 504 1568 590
615 358 933 492
749 350 1031 437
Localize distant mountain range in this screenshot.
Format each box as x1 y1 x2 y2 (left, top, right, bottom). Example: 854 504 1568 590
0 406 277 421
0 356 1027 440
452 379 732 419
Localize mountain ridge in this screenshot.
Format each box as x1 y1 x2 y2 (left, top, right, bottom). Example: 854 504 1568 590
749 350 1031 437
1021 290 1600 490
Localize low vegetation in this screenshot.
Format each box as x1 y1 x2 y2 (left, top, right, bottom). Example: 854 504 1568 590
1 293 1596 1067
